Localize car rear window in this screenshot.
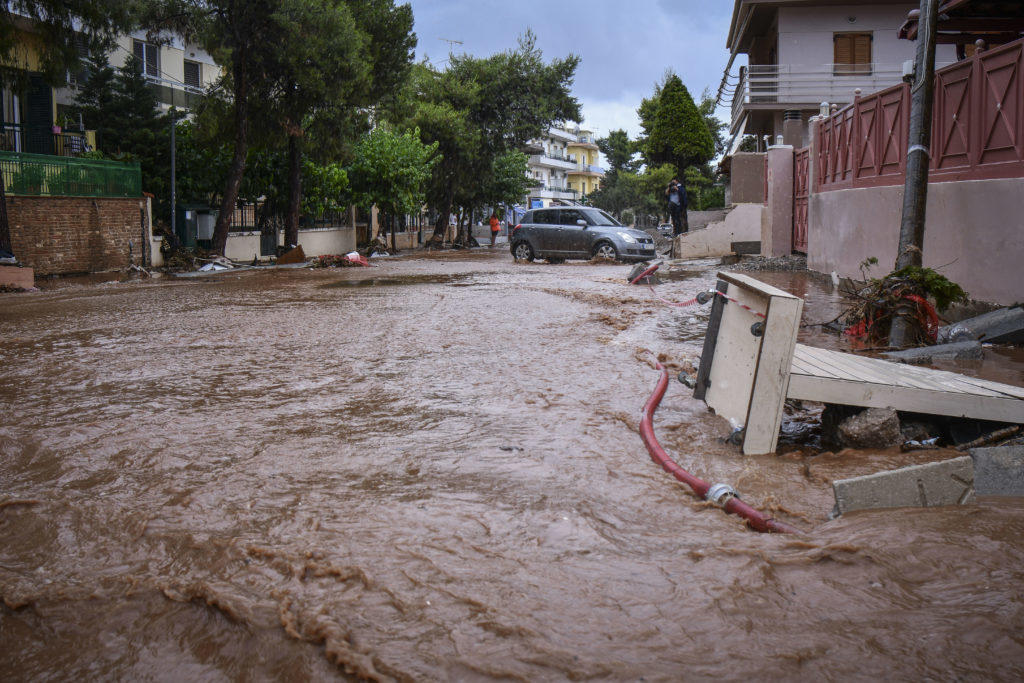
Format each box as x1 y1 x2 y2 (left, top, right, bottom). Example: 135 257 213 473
533 209 557 224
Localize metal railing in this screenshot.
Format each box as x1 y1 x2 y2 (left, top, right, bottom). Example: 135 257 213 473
0 123 94 157
0 151 141 197
730 62 955 129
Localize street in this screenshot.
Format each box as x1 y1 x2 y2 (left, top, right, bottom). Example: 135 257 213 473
2 250 1024 680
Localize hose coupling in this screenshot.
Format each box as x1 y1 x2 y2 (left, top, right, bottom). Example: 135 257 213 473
706 483 738 507
696 290 714 305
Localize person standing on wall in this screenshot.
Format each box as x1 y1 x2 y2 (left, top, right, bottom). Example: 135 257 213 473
666 179 688 236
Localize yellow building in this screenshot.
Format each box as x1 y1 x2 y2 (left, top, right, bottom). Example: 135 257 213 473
566 127 604 199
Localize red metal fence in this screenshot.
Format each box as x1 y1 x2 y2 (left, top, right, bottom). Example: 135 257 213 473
793 147 810 252
817 38 1024 192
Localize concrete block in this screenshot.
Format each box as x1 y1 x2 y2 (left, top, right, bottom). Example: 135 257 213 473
938 307 1024 345
883 340 984 365
832 456 975 515
970 445 1024 497
0 265 34 290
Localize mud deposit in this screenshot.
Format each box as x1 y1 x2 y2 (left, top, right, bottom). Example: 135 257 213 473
2 251 1023 680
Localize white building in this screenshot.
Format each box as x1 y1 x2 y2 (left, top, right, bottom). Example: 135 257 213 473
723 0 957 149
524 126 579 208
56 31 222 120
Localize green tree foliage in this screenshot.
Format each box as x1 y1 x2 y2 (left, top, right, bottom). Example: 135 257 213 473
77 54 174 220
477 151 531 208
404 31 580 241
255 0 415 248
0 0 141 86
697 89 727 159
596 129 637 175
160 0 416 254
638 73 714 178
348 126 436 222
257 0 365 247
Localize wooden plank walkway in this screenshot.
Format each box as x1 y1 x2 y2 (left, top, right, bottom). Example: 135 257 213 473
788 344 1024 424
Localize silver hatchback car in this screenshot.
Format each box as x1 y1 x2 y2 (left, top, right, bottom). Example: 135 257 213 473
510 207 657 263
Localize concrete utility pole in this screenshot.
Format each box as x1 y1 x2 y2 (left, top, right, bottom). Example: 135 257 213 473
891 0 939 348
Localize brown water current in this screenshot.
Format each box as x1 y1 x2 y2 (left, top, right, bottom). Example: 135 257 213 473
2 251 1023 680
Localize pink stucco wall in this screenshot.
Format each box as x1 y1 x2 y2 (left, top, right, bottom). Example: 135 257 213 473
808 178 1024 305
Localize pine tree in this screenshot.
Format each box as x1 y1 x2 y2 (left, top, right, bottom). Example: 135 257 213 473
639 74 714 178
104 56 172 219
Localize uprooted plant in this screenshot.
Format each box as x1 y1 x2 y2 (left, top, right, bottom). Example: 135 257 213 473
840 258 968 347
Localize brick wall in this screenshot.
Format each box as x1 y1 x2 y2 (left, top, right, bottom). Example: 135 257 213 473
7 196 150 276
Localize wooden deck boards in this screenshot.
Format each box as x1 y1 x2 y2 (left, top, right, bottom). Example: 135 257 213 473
788 344 1024 424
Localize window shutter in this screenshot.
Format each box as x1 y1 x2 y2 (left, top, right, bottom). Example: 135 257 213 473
834 33 872 75
132 39 143 62
184 60 200 89
145 45 158 78
834 34 853 65
853 34 872 66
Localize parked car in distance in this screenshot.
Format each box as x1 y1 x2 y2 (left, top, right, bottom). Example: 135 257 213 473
657 223 673 236
510 207 657 263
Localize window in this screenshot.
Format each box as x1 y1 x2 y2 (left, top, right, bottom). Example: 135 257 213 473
67 34 90 86
586 209 621 227
132 39 160 79
834 33 872 75
560 209 585 226
534 209 556 224
184 60 201 90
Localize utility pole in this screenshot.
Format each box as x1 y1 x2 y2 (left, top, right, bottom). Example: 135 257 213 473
170 115 177 240
890 0 939 347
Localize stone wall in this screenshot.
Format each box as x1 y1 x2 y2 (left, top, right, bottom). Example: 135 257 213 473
7 196 150 276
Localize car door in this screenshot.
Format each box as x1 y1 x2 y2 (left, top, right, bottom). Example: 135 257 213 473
558 209 592 258
528 209 557 255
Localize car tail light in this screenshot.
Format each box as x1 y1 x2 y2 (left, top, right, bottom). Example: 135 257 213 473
512 224 521 234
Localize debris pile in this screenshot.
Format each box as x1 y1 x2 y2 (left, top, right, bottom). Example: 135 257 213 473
840 265 967 346
309 252 370 268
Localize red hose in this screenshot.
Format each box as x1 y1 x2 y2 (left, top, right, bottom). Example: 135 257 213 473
640 364 801 534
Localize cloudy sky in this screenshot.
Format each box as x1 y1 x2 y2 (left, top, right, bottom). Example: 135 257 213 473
404 0 737 139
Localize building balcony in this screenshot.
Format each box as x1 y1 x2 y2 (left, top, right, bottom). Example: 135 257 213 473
547 127 577 143
570 138 599 151
729 62 954 134
569 164 605 178
529 154 577 171
0 123 96 157
530 186 578 200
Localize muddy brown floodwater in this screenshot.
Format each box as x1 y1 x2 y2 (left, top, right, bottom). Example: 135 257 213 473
2 251 1023 680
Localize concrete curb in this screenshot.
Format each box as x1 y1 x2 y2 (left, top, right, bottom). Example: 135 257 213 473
831 445 1024 516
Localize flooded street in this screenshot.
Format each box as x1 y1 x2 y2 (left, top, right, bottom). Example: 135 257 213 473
2 250 1023 680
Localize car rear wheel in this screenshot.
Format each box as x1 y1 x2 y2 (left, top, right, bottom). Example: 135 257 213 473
592 241 619 261
512 241 534 262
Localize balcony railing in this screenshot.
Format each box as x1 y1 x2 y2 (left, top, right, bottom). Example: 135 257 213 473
0 151 141 197
730 62 954 130
0 123 95 157
531 153 577 169
533 185 578 197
